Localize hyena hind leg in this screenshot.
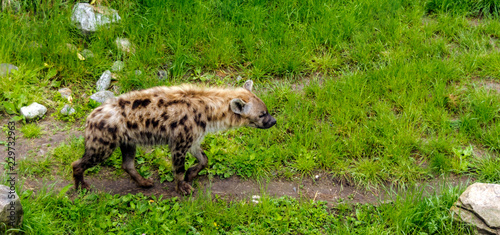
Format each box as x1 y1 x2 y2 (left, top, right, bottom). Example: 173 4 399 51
172 147 194 195
120 144 154 188
72 147 115 190
184 148 208 182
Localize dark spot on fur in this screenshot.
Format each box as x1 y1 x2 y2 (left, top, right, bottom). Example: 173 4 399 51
132 99 151 109
179 115 188 126
145 119 151 128
127 121 138 129
165 100 181 107
183 125 190 133
93 136 98 142
161 112 169 120
121 111 127 117
118 99 130 109
141 131 152 139
152 119 159 128
110 143 116 149
170 121 178 130
158 99 164 107
107 126 116 133
97 120 106 129
160 125 166 132
99 138 110 146
200 121 206 130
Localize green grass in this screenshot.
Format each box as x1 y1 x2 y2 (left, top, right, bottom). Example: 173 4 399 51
11 183 471 234
3 0 500 233
19 123 43 139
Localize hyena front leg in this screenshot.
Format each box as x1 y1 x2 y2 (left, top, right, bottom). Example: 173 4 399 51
121 144 154 188
185 147 208 182
171 140 194 195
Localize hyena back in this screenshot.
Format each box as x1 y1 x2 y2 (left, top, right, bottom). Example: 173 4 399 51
72 80 276 195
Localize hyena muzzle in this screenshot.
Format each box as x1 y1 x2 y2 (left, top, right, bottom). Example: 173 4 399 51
72 80 276 195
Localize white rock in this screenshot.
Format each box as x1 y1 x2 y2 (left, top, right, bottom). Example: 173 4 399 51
80 49 94 59
158 70 168 80
96 70 112 91
111 61 125 72
66 43 78 52
0 63 18 77
135 70 142 76
20 102 47 120
236 75 242 82
60 104 76 116
115 37 135 54
451 183 500 234
71 3 121 33
0 185 23 228
58 88 72 99
90 90 114 103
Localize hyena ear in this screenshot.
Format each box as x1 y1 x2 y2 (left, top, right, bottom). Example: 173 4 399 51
230 98 248 114
243 80 253 92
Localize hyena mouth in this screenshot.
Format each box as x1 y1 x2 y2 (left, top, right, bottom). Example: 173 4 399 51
259 116 277 129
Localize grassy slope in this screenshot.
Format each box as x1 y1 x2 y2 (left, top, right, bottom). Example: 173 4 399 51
1 0 500 233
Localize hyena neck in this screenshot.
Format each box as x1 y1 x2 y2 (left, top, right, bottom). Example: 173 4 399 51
205 95 249 133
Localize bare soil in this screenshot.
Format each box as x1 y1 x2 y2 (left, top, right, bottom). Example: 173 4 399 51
1 115 473 207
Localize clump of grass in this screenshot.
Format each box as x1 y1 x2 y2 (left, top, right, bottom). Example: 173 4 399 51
20 123 43 139
426 0 500 17
16 183 471 234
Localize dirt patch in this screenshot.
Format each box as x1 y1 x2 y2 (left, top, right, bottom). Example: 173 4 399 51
481 79 500 93
0 115 82 167
22 168 473 207
3 116 474 207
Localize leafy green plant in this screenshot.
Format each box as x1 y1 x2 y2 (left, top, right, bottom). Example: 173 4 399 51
20 123 43 139
451 145 474 174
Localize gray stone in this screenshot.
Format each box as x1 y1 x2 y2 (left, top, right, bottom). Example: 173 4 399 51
451 183 500 234
236 75 242 82
115 37 135 54
80 49 94 59
90 90 114 103
60 104 76 116
71 3 121 33
20 102 47 120
158 70 168 80
134 70 142 76
58 88 72 99
0 63 18 77
0 185 23 228
111 61 125 72
66 43 78 52
96 70 112 91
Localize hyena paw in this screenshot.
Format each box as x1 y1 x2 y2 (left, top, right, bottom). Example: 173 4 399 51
138 178 154 188
176 181 194 195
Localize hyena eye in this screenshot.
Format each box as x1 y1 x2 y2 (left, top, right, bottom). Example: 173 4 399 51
259 112 267 118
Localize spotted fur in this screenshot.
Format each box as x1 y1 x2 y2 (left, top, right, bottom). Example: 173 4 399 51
72 80 276 195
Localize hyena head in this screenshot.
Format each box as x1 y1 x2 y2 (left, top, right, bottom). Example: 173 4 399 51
230 80 277 129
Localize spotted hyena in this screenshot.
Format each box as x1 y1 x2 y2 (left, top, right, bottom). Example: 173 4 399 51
72 80 276 195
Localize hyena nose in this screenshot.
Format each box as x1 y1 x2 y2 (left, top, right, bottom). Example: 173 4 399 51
265 116 277 129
